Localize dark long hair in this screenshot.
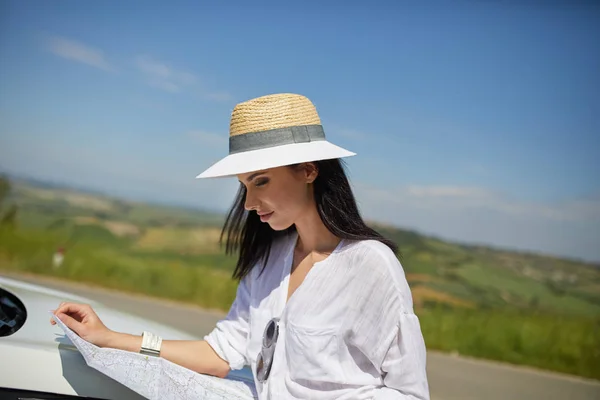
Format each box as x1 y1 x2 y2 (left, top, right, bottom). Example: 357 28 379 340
220 158 398 281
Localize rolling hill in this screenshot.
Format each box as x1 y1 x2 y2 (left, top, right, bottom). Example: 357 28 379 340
2 175 599 379
3 175 599 318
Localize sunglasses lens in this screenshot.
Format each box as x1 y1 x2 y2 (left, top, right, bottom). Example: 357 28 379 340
263 319 278 347
266 320 276 340
256 352 266 382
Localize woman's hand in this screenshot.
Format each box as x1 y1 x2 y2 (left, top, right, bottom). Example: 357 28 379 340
50 302 231 378
50 302 114 348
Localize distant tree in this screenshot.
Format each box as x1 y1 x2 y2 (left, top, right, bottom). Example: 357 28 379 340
0 175 10 206
47 218 69 230
113 200 133 215
94 211 110 220
546 281 567 297
0 204 18 228
529 295 540 309
0 175 18 229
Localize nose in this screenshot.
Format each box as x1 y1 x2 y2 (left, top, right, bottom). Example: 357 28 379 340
244 188 259 211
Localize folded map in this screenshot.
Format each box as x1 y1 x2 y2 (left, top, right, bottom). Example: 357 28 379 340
51 313 258 400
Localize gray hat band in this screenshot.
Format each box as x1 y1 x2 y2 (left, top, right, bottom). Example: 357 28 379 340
229 124 326 155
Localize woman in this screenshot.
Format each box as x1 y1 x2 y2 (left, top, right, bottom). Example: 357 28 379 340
51 93 430 399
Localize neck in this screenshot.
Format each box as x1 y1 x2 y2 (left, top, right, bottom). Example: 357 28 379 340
293 205 340 255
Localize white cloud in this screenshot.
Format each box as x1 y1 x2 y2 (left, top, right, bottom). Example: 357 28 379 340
406 185 492 199
133 55 233 101
203 91 234 102
135 55 198 93
45 36 114 72
353 182 600 262
361 184 600 222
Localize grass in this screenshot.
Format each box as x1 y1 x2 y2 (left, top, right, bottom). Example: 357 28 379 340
1 226 599 380
2 179 600 381
419 306 600 380
0 228 238 310
456 262 600 316
134 226 223 254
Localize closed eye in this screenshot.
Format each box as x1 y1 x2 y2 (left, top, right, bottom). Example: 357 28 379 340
255 178 269 187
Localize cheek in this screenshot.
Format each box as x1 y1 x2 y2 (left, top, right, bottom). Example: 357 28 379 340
271 185 309 216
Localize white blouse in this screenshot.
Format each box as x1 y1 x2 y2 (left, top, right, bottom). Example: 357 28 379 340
205 232 430 400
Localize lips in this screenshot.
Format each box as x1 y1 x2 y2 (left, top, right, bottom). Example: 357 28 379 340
258 211 274 222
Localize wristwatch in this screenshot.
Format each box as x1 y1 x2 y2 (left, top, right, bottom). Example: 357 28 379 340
140 331 162 357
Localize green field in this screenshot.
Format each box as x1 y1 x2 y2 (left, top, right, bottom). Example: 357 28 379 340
1 176 599 380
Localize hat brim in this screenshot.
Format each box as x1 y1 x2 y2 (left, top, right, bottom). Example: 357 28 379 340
196 140 356 179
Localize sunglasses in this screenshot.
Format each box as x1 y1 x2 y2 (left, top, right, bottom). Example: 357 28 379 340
256 317 280 383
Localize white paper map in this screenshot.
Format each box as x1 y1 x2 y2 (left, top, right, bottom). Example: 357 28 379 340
51 314 258 400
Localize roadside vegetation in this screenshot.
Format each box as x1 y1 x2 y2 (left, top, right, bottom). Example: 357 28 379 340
1 175 599 380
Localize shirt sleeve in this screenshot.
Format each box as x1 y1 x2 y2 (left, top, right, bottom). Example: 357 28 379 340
203 273 252 370
349 242 430 399
373 312 430 400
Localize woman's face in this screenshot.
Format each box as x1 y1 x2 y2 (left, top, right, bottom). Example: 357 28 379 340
237 164 318 231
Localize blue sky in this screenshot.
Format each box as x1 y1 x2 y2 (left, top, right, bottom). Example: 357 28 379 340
1 1 599 262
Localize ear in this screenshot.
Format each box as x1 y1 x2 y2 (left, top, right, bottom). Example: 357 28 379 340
303 162 318 184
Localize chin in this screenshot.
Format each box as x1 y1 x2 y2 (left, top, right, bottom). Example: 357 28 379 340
267 219 293 231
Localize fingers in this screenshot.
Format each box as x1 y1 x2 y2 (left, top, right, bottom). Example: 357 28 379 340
54 301 82 314
56 312 85 335
54 302 91 319
50 302 94 326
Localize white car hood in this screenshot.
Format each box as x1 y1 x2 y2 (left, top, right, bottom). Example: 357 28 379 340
0 276 198 399
0 276 198 342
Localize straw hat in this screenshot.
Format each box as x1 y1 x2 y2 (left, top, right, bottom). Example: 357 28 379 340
196 93 356 179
